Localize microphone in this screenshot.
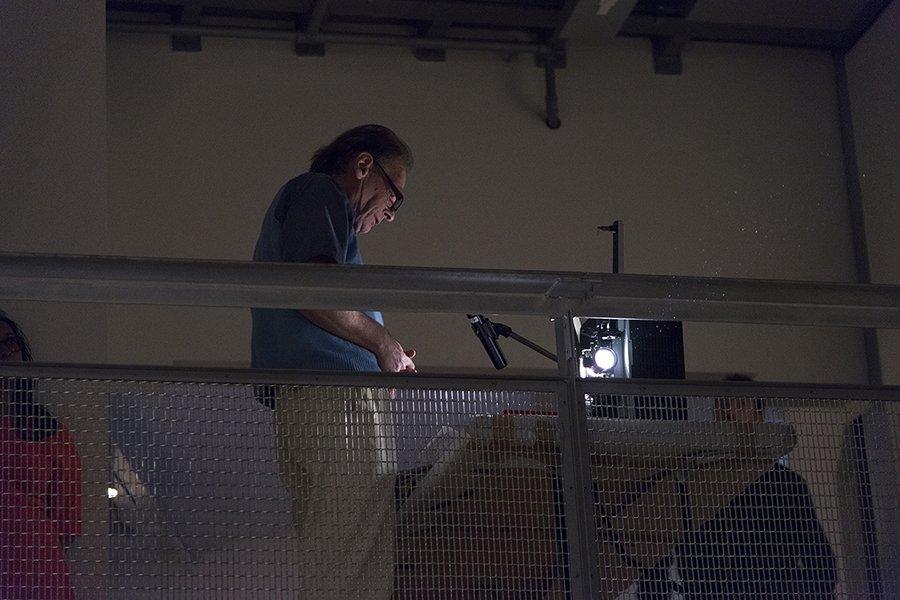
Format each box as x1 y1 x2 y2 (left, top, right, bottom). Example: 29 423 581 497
467 314 508 369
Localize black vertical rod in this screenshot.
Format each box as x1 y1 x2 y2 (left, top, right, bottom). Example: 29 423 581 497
545 65 561 129
599 221 624 274
613 220 623 274
833 49 882 386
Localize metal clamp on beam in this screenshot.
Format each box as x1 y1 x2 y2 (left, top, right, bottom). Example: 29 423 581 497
651 35 689 75
295 0 330 57
294 39 326 56
414 14 451 62
171 2 203 52
413 47 446 62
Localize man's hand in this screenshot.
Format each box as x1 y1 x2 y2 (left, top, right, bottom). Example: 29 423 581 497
376 338 417 373
299 308 417 373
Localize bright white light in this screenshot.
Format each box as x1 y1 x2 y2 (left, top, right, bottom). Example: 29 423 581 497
107 487 119 499
593 347 617 371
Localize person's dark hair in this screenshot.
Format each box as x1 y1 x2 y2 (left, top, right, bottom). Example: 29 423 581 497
0 310 33 362
309 124 413 175
0 310 57 440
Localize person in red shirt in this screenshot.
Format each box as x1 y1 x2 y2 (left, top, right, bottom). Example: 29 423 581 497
1 311 83 600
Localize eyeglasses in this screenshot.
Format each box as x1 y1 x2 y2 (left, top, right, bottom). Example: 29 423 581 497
373 159 404 213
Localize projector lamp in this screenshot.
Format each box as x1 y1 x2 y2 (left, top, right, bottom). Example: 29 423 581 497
579 318 626 378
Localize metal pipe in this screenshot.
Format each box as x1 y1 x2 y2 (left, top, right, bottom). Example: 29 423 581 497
107 21 548 54
618 15 843 49
2 252 900 327
506 330 558 363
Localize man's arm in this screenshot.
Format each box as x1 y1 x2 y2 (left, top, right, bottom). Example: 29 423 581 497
299 308 416 373
779 469 837 597
276 179 417 372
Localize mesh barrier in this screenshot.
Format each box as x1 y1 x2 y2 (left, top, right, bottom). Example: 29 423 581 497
584 392 899 600
0 375 897 599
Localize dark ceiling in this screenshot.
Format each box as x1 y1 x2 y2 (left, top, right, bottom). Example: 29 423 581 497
107 0 572 45
105 0 892 126
106 0 891 51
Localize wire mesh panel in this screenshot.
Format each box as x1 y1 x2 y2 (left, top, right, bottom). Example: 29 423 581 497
1 375 565 599
107 380 297 598
1 377 109 600
583 392 899 600
2 374 898 599
392 388 564 598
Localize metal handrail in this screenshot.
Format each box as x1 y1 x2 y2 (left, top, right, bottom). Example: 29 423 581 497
2 252 899 328
1 362 897 401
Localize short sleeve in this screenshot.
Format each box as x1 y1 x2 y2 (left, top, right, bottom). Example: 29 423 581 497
279 174 353 264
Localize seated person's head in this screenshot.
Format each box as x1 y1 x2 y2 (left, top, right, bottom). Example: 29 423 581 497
715 373 764 423
0 311 32 363
1 311 58 439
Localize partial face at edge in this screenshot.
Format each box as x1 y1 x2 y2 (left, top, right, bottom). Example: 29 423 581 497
0 322 23 362
715 397 763 423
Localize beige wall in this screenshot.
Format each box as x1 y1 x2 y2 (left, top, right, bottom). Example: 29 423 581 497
0 8 881 383
846 2 900 385
103 33 868 382
0 2 110 597
0 1 110 364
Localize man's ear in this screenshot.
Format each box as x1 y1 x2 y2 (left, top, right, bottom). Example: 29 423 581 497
353 152 374 180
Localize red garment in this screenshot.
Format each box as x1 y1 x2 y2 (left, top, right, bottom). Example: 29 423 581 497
1 417 82 600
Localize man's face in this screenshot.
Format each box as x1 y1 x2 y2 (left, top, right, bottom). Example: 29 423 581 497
716 397 763 423
0 322 23 362
354 160 406 235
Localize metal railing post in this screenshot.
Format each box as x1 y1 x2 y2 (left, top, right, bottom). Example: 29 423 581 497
555 312 600 598
859 405 900 597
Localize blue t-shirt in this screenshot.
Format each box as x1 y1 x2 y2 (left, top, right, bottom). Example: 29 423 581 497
251 172 383 371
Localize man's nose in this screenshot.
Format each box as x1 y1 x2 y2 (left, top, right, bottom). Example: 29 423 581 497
383 209 395 222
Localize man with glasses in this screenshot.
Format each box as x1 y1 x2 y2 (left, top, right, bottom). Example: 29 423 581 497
251 124 416 599
253 124 415 374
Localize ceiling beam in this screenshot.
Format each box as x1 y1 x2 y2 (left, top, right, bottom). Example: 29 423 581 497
619 14 844 49
109 0 560 30
107 21 548 53
839 0 894 51
632 0 697 19
323 0 560 30
555 0 640 43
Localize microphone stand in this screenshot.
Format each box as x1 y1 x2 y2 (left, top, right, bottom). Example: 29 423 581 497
468 314 557 368
491 322 558 363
